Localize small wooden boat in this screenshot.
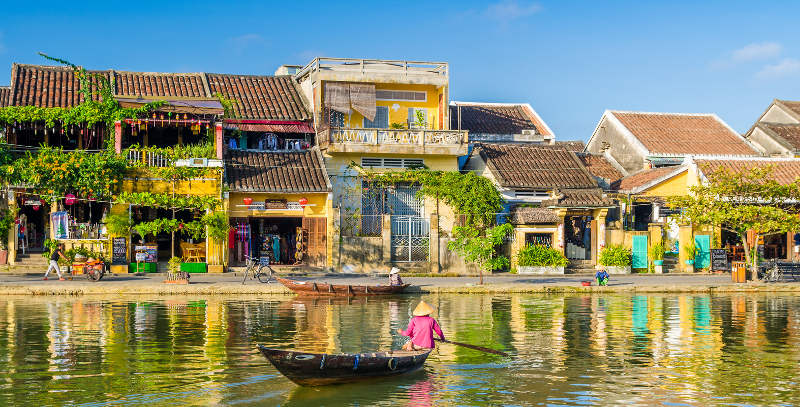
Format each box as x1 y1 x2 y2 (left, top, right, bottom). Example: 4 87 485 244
276 277 409 296
258 345 431 386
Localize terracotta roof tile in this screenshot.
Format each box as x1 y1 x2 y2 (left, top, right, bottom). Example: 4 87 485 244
612 166 682 192
114 71 208 97
9 64 111 107
542 188 613 208
577 153 623 181
696 159 800 185
613 111 756 156
226 149 330 192
551 140 585 152
476 143 598 190
509 206 559 224
760 123 800 150
0 86 9 107
206 74 309 121
778 100 800 118
450 103 550 135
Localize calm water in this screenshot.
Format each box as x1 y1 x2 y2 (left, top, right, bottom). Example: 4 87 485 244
0 293 798 406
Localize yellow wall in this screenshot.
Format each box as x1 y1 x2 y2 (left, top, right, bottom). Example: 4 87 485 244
641 170 689 197
324 153 460 173
322 83 445 130
121 175 221 196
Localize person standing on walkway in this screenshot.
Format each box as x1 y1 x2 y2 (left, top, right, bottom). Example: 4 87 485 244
397 301 445 351
45 243 67 281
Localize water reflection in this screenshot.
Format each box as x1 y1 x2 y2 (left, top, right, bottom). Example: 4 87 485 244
0 294 798 406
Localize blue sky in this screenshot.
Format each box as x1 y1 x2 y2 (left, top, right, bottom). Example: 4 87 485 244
2 0 800 141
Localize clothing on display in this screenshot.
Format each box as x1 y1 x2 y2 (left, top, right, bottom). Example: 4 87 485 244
226 132 310 152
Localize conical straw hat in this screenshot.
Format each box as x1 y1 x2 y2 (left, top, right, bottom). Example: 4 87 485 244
412 301 435 316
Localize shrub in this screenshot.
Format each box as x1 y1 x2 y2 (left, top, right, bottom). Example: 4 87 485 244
517 244 568 267
683 242 697 260
599 245 631 267
649 243 664 261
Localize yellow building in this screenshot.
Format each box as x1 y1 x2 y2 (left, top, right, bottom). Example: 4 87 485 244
292 58 468 272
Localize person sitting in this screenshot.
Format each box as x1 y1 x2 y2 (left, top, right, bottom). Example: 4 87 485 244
397 301 445 351
389 267 403 286
595 269 610 286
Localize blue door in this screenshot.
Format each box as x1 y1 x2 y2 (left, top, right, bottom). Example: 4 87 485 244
632 235 648 269
694 235 711 269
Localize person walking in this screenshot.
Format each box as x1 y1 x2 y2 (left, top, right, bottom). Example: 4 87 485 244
397 300 445 351
45 243 67 281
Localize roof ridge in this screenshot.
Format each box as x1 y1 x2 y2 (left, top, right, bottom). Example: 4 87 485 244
610 110 718 117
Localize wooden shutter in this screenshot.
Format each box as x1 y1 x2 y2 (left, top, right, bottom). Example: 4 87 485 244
303 217 327 267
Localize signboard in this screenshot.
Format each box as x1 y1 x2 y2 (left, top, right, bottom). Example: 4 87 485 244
660 208 683 217
711 249 729 271
112 237 128 265
265 199 287 210
134 245 157 263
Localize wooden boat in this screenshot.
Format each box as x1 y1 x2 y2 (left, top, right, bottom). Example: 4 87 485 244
258 345 431 386
276 277 409 296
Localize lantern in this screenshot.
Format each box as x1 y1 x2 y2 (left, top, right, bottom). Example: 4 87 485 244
65 194 77 206
32 203 40 211
298 197 309 206
243 197 253 205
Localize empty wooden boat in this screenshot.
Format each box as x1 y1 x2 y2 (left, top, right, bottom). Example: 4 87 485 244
258 345 431 386
276 277 409 296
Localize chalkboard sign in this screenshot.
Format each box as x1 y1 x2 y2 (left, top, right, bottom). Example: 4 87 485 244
711 249 729 271
112 237 128 265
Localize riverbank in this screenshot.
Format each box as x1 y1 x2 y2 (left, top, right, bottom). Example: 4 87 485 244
0 273 798 295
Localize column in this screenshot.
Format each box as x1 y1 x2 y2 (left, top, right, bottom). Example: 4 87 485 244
215 123 223 160
429 214 440 274
381 214 391 270
114 121 122 154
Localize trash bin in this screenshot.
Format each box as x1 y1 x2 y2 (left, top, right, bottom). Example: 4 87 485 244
732 261 747 283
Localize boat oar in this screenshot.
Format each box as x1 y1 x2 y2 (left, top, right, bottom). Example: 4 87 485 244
434 338 509 357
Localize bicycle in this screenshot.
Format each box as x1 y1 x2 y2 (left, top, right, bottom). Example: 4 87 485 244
241 255 275 284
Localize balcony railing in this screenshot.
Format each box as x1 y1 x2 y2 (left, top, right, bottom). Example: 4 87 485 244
296 57 448 80
127 149 171 167
323 128 467 147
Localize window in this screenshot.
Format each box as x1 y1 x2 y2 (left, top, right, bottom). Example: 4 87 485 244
408 108 428 129
329 110 345 128
361 157 424 169
375 90 426 102
363 106 389 128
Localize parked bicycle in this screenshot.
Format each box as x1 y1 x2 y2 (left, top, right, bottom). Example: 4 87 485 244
241 255 275 284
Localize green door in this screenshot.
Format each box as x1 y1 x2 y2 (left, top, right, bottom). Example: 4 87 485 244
632 235 648 269
694 235 711 269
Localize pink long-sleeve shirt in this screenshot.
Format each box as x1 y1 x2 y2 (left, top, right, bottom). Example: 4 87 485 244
400 316 444 348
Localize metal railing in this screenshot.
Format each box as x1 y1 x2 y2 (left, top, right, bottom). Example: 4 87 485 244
127 149 172 167
323 128 466 146
296 57 448 80
340 214 383 237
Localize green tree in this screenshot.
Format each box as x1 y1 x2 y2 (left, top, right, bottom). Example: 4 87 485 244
447 223 513 285
669 165 800 280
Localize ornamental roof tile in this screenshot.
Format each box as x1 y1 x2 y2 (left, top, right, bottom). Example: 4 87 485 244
114 71 208 98
695 159 800 186
611 111 757 156
542 188 614 208
576 153 624 182
508 206 559 224
225 148 330 193
611 166 682 193
449 102 551 135
474 143 598 190
206 73 310 121
9 63 111 107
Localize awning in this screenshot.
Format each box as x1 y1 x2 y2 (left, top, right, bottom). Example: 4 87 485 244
223 120 314 133
116 96 224 115
349 83 376 121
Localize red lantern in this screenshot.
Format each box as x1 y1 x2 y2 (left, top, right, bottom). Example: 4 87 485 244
243 197 253 205
32 202 40 211
298 197 309 206
65 194 76 206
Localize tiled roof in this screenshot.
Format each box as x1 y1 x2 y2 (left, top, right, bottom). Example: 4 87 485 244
206 74 309 121
114 71 208 97
9 64 111 107
612 166 682 192
475 143 598 190
0 86 9 107
612 111 756 156
759 123 800 150
225 149 330 193
778 100 800 118
543 188 613 208
577 153 624 181
696 159 800 186
6 65 310 121
551 140 585 152
508 206 559 224
450 103 550 135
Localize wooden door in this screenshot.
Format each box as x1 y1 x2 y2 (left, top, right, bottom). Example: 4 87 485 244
694 235 711 269
303 217 327 267
632 235 648 269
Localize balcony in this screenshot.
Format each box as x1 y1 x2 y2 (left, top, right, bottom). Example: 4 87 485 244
318 128 468 156
295 57 449 87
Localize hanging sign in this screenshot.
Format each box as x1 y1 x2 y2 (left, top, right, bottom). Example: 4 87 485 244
112 237 128 265
24 200 40 206
265 199 288 209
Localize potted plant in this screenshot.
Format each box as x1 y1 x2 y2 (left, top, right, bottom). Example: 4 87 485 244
516 244 568 274
650 242 665 273
598 245 632 274
683 242 697 270
164 256 189 284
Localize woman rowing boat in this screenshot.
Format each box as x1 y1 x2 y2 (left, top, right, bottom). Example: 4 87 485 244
397 301 445 351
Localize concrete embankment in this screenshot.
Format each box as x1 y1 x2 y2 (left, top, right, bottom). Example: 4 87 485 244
0 273 798 296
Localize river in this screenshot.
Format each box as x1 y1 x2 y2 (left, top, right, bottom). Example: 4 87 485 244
0 293 797 406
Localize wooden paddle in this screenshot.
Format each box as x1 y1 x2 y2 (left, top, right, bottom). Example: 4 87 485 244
435 338 509 357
